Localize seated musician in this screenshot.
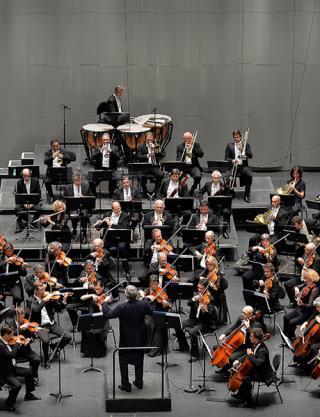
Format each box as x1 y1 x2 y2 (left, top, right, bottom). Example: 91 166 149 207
25 264 63 297
6 307 40 385
143 199 174 227
0 242 27 305
283 268 320 341
44 139 74 203
46 241 70 286
95 201 132 280
229 328 274 408
79 280 112 358
175 278 217 361
140 252 179 287
284 242 320 307
64 171 93 244
140 275 172 357
242 233 279 291
287 166 306 216
136 130 165 196
253 263 283 313
0 327 41 411
25 280 72 369
113 175 142 236
213 306 266 374
188 200 219 231
90 132 120 196
289 296 320 368
39 199 71 245
144 228 173 268
176 131 204 196
14 168 41 233
190 230 217 270
225 129 253 203
86 238 118 297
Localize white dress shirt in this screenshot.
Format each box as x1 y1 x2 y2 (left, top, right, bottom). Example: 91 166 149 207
167 180 179 198
73 184 82 197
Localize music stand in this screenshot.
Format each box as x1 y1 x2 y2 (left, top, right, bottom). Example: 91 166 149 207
208 196 232 230
270 193 295 207
14 193 41 241
45 229 72 245
207 161 230 173
88 169 113 210
153 311 182 370
306 200 320 211
162 161 186 173
275 323 296 385
128 163 154 192
47 167 73 198
49 332 73 403
167 254 194 272
0 271 19 290
143 225 173 240
164 198 194 222
104 228 132 282
242 289 271 314
283 228 309 273
181 229 206 247
0 307 11 323
76 312 106 373
196 331 215 395
166 282 194 314
245 221 269 235
118 200 142 214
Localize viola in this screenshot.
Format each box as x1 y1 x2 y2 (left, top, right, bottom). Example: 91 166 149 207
292 318 320 359
56 251 72 267
295 281 316 304
203 242 216 257
6 254 29 268
227 356 254 392
87 271 97 285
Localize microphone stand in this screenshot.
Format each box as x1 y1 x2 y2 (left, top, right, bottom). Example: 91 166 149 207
58 104 71 148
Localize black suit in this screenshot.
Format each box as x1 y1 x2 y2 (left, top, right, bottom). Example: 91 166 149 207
176 142 204 191
44 147 74 199
188 211 220 229
136 143 164 194
142 211 174 227
103 299 153 389
105 94 121 113
200 181 231 224
225 142 253 197
15 178 41 227
90 145 120 195
113 187 142 229
0 259 26 305
158 179 188 199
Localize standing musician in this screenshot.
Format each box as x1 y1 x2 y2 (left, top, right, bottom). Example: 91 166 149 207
286 166 306 216
242 233 279 291
14 168 41 233
39 199 71 245
175 278 217 362
0 327 41 411
225 129 253 203
46 241 71 286
44 139 75 203
144 228 174 267
190 230 217 270
137 130 165 197
64 171 93 245
284 242 320 308
102 285 153 392
104 85 125 113
0 242 28 306
283 268 320 341
228 328 274 408
25 264 63 297
143 199 174 227
188 200 219 231
26 281 72 369
253 263 283 313
176 131 204 196
90 132 120 196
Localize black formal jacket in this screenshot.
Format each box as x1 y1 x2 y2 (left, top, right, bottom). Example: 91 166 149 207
63 181 92 197
158 179 188 199
0 339 20 376
105 94 121 113
25 296 65 325
176 142 203 168
136 143 165 164
92 145 120 170
100 211 130 229
247 342 275 385
224 315 265 347
187 295 217 328
188 211 220 228
44 147 73 170
113 187 141 201
225 142 253 167
200 181 226 198
16 178 41 195
143 211 174 227
271 206 290 225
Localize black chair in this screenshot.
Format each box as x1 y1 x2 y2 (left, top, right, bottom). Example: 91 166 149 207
254 353 283 404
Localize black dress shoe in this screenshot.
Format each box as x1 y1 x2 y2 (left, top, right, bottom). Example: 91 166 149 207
133 380 143 389
24 393 41 401
5 401 15 411
44 361 50 369
118 384 132 392
223 231 230 239
244 195 251 203
237 400 253 408
188 355 199 363
81 236 88 245
231 393 243 399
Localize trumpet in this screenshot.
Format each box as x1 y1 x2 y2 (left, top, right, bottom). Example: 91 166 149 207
53 151 63 165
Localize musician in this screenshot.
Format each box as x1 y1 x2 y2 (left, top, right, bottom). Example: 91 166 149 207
225 129 253 203
0 242 27 305
0 327 40 411
190 230 217 269
283 268 320 340
90 132 120 196
158 169 188 198
143 199 174 227
64 172 93 244
44 139 74 203
230 328 274 408
6 307 41 384
136 130 164 196
14 168 41 233
104 85 125 113
284 242 320 307
46 241 69 286
176 131 204 195
26 281 72 369
253 263 283 313
145 252 179 286
144 228 174 267
188 201 219 231
86 238 118 297
96 201 132 280
288 166 306 215
102 285 153 392
175 279 217 362
242 233 279 291
40 200 71 245
25 264 63 297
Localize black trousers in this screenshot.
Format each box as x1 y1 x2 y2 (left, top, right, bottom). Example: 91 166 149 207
2 366 35 405
284 276 301 303
283 309 309 340
15 204 41 227
37 324 71 362
119 355 144 388
185 166 201 189
141 166 163 194
17 347 40 378
238 165 253 197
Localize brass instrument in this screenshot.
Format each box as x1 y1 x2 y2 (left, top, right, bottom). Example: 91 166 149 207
181 131 198 164
254 208 274 225
276 182 294 195
229 128 249 190
54 151 63 165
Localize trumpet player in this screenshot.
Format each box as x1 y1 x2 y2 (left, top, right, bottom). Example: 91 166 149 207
176 131 204 196
137 131 165 196
225 129 253 203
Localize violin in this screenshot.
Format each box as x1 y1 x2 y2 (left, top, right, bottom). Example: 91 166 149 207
39 272 60 287
152 239 173 255
0 235 7 251
161 263 178 280
203 242 216 257
6 255 29 268
87 271 97 286
295 281 316 304
8 335 29 346
205 268 219 291
149 287 171 308
264 276 274 292
19 318 42 333
56 251 72 267
292 318 320 359
51 290 73 300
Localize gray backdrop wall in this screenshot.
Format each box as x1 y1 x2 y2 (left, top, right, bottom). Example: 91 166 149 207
0 0 320 169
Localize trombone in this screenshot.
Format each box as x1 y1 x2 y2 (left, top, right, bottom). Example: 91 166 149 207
229 128 249 190
180 130 198 163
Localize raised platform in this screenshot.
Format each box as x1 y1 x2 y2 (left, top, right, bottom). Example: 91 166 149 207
105 372 171 413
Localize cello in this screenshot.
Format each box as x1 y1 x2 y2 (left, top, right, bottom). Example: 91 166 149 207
292 317 320 359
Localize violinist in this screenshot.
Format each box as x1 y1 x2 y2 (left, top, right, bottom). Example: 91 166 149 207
146 252 179 286
0 242 28 305
188 201 219 231
229 328 274 408
25 264 63 297
143 199 174 227
175 279 217 362
253 263 283 313
145 228 174 267
26 281 71 369
0 326 41 411
283 268 320 341
242 233 279 291
6 307 41 384
39 200 71 244
190 230 217 270
46 241 70 286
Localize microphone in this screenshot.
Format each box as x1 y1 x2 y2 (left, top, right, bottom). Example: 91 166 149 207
58 104 71 110
150 107 157 113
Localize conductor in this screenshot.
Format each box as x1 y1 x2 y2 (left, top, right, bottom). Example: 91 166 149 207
102 285 153 392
